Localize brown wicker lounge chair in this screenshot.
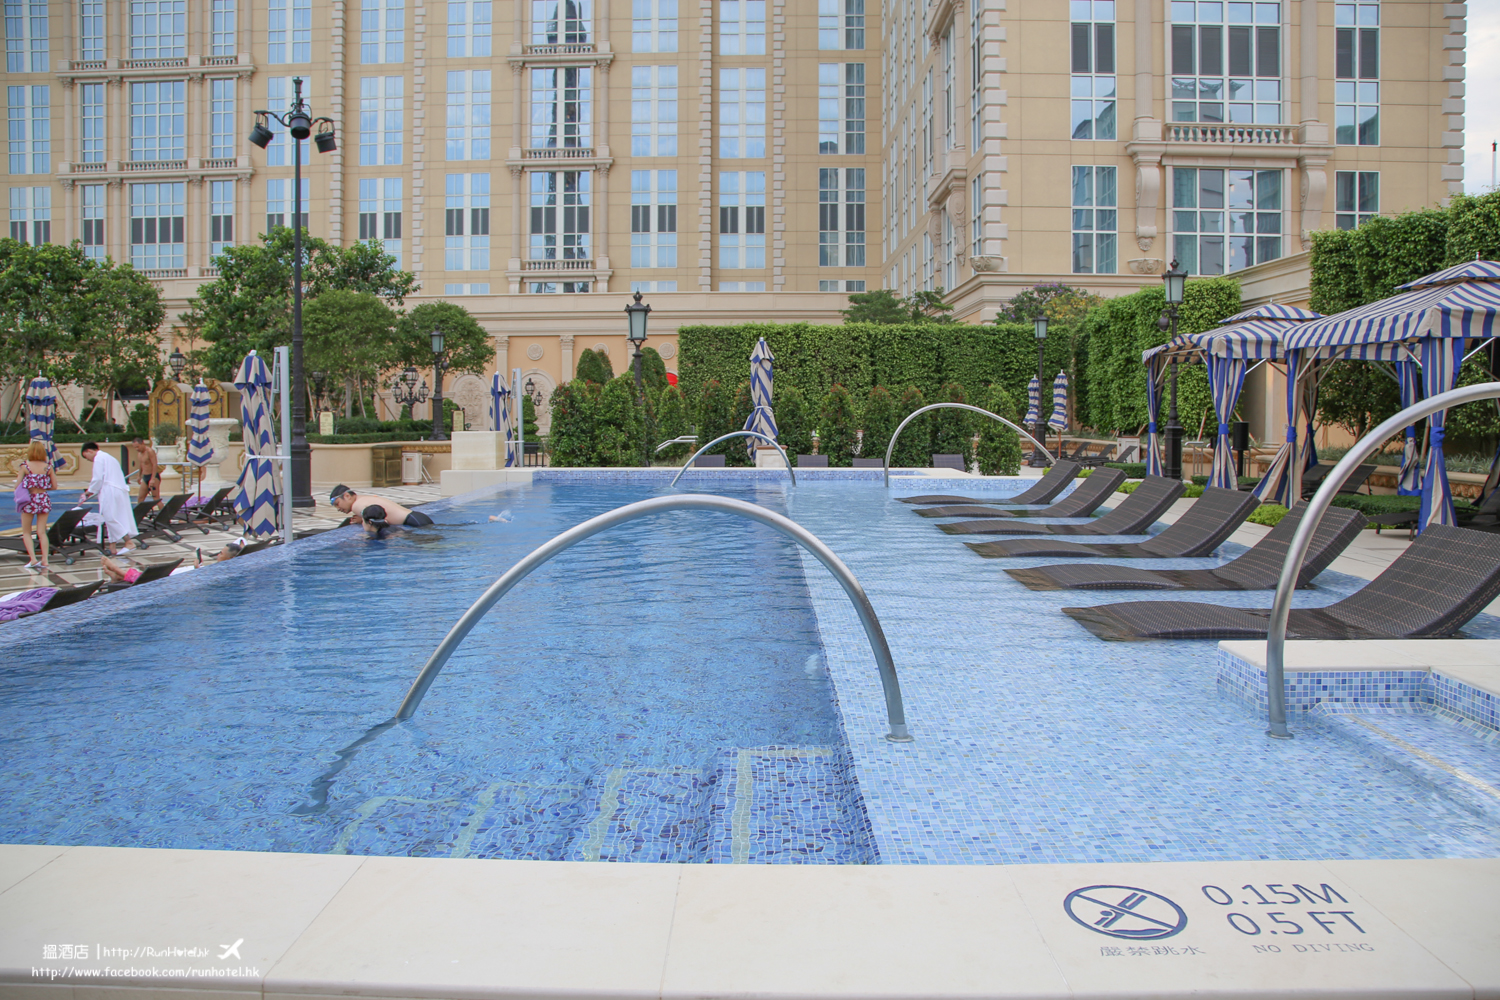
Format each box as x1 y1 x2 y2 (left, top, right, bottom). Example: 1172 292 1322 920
937 475 1185 536
915 468 1126 519
1004 505 1366 590
966 486 1259 559
100 558 184 593
14 580 105 617
896 460 1082 507
1062 523 1500 640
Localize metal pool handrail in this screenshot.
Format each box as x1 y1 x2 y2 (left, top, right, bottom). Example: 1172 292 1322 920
396 494 912 741
884 403 1055 487
670 430 796 488
1264 381 1500 739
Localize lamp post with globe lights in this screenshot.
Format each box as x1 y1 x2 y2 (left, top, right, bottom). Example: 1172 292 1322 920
1158 259 1188 481
625 291 651 466
1029 313 1049 467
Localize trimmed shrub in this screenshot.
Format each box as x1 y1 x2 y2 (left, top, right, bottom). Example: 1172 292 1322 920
594 375 640 466
1247 503 1288 527
728 380 754 465
976 384 1022 476
932 382 974 469
891 386 930 467
817 383 858 466
575 348 615 385
548 380 598 466
1104 461 1148 478
859 385 898 460
656 384 690 461
638 347 668 395
695 379 735 454
776 386 814 458
1445 191 1500 265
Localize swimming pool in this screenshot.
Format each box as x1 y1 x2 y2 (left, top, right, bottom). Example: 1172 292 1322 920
0 490 85 532
2 475 1498 866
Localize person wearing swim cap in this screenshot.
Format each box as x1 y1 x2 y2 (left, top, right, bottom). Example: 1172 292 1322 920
329 484 435 536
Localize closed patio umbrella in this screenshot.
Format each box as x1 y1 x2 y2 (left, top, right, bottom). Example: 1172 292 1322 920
233 352 279 537
1022 376 1040 427
185 383 214 498
744 337 778 459
23 375 61 472
1048 371 1069 431
494 373 516 468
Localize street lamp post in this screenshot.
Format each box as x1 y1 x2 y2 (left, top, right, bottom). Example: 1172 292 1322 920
625 291 651 466
429 329 448 441
168 348 186 382
391 366 429 413
1159 258 1188 481
248 76 337 508
1029 313 1049 467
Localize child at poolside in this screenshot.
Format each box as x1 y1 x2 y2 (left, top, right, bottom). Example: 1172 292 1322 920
13 440 57 571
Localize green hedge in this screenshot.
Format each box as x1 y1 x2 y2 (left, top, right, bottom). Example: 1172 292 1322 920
1328 493 1473 517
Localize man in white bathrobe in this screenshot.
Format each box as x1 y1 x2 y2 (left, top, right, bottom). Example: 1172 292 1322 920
80 442 139 553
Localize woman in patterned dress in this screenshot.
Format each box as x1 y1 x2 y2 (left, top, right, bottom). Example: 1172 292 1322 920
14 440 56 571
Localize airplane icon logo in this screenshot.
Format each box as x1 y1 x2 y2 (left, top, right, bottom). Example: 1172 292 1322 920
218 939 243 960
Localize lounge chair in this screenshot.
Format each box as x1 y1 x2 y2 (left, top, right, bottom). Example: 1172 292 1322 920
931 454 967 471
852 457 884 468
915 468 1126 519
896 460 1082 507
180 486 238 530
137 494 188 543
1062 523 1500 640
12 581 105 618
937 475 1185 536
0 508 105 565
797 454 829 467
1298 463 1375 500
238 539 275 555
970 486 1260 560
100 558 184 593
1003 505 1366 591
694 454 726 468
1077 443 1116 468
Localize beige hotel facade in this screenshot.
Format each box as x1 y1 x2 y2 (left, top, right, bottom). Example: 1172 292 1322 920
3 0 1467 430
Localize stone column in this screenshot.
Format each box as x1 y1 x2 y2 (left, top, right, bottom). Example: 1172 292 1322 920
494 334 510 388
560 334 575 382
1299 0 1319 126
1134 0 1154 124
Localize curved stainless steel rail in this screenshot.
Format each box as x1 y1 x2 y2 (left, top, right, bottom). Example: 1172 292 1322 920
670 430 796 488
883 403 1056 487
396 494 912 741
1264 381 1500 739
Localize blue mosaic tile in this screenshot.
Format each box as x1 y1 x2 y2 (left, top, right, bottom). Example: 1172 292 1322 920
1434 672 1500 735
1215 649 1434 717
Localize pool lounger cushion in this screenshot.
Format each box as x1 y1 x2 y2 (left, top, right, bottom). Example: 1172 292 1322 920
915 469 1126 519
939 476 1184 537
1062 523 1500 640
969 486 1260 558
896 461 1081 507
1005 506 1367 591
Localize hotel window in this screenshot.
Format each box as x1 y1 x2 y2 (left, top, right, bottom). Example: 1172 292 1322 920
718 281 766 291
718 171 765 269
359 177 403 267
921 71 932 174
5 0 48 72
529 170 590 261
80 0 103 60
719 68 765 159
80 83 105 163
818 64 864 154
210 79 235 159
818 167 865 267
631 280 678 292
1171 0 1280 125
129 81 183 161
6 85 48 173
922 231 932 290
447 70 491 160
211 0 235 55
632 0 677 53
630 169 677 268
970 1 983 150
265 177 308 232
8 186 49 244
1071 0 1116 139
631 66 678 156
970 175 983 258
209 179 234 258
819 280 865 291
447 1 492 58
362 0 405 63
530 281 589 293
532 0 590 45
359 76 403 165
818 0 863 50
445 283 492 294
266 77 311 165
1172 166 1281 275
719 0 765 55
129 0 185 59
80 184 105 259
941 30 955 150
445 173 490 270
1335 171 1378 229
531 67 592 149
942 211 956 291
130 182 184 269
267 0 310 64
1335 1 1378 145
1071 165 1117 274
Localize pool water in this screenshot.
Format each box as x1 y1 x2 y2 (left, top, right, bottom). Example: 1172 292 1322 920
0 490 86 532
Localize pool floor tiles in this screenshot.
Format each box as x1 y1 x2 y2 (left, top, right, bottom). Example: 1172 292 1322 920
329 746 874 864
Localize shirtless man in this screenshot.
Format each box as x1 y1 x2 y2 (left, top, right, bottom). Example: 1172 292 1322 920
132 437 162 504
329 484 434 537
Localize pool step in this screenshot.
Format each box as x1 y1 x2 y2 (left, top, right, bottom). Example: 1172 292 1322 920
331 746 874 863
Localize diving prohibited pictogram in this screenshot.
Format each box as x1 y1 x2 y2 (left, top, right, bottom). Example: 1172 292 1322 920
1063 885 1189 940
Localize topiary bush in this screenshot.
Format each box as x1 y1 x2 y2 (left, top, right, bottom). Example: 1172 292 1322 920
695 379 734 455
816 384 857 467
656 384 690 462
547 380 598 466
1247 503 1288 527
891 386 930 466
728 380 754 466
776 386 813 457
976 384 1022 476
594 375 640 466
859 385 897 461
932 382 974 470
574 348 615 385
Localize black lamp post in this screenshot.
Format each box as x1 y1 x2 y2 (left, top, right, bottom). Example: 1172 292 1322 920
1029 313 1049 467
625 291 651 466
168 348 186 382
248 76 337 508
391 365 429 413
1160 258 1188 481
311 370 327 412
428 328 448 441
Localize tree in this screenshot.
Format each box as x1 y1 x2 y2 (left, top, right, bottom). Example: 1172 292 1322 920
891 386 930 466
976 384 1023 476
1315 361 1402 440
932 382 974 469
73 259 168 428
842 289 911 324
594 375 640 465
907 289 957 324
547 380 598 466
728 380 754 465
575 348 615 384
638 347 668 395
775 386 813 458
859 385 897 461
695 379 734 455
817 384 858 466
187 229 417 379
396 301 492 378
656 383 691 461
302 290 398 418
0 240 95 395
993 282 1103 324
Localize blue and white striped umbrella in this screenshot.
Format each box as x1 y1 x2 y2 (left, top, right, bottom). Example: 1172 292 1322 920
186 382 214 466
1419 337 1465 528
1144 360 1164 476
497 376 516 468
1206 356 1248 489
1215 302 1323 326
744 337 778 458
1047 370 1069 431
23 375 61 472
233 352 279 537
1022 376 1040 426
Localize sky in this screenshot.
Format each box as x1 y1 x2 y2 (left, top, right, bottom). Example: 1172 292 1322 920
1463 1 1500 195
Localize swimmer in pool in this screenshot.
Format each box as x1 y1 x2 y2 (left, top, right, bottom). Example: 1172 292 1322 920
329 484 434 536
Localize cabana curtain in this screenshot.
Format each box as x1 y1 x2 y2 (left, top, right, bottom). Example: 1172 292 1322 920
1206 357 1247 489
1396 360 1423 495
1418 337 1465 528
